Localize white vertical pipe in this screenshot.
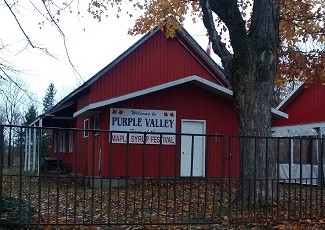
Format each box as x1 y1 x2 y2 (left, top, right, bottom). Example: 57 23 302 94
38 119 43 176
98 148 102 174
32 126 37 172
27 128 31 171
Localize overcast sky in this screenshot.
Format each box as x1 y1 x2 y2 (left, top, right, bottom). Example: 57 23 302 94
1 1 215 107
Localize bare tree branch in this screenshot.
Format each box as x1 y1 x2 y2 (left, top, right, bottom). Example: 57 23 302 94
41 0 85 83
0 67 37 103
4 0 85 84
4 0 36 48
4 0 58 58
0 74 34 125
208 0 247 56
200 0 233 79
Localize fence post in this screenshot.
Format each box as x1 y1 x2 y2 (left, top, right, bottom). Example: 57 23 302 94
0 125 4 215
318 128 323 187
320 136 325 217
7 126 12 167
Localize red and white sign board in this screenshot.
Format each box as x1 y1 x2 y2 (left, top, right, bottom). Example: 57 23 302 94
109 108 176 145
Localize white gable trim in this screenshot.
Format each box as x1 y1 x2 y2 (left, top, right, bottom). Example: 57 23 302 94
276 82 304 111
73 75 232 117
271 108 288 119
73 75 287 119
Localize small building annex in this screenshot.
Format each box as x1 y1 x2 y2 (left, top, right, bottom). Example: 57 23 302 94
272 81 325 184
27 24 287 179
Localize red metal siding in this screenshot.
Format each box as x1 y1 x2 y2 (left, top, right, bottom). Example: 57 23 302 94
89 30 225 104
72 118 90 174
61 29 238 177
77 90 91 110
68 83 239 178
273 83 325 127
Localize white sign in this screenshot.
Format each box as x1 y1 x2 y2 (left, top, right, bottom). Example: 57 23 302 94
109 108 176 145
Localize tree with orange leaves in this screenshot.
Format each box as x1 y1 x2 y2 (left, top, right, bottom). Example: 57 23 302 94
86 0 325 202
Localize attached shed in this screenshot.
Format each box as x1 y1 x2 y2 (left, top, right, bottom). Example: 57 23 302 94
272 81 325 184
28 25 286 179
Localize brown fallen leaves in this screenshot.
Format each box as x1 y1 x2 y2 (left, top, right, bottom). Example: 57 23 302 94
2 175 325 229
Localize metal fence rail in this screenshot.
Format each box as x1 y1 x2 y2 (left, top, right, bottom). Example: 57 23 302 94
0 125 324 228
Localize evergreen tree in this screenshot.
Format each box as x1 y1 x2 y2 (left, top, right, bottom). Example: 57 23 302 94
43 83 56 113
13 104 38 165
41 83 56 157
24 104 37 125
19 104 38 141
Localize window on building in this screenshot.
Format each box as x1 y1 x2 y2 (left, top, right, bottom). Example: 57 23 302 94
94 116 99 136
276 137 318 165
84 119 89 138
293 138 318 165
68 130 73 153
54 130 66 153
54 132 58 153
277 138 290 164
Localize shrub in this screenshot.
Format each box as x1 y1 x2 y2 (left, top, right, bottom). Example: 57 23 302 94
0 195 37 228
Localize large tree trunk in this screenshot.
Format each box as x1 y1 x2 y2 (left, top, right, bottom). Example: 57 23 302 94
201 0 280 202
230 0 279 202
232 55 277 202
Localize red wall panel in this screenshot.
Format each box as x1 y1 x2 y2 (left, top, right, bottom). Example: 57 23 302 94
68 83 239 178
61 28 239 178
274 83 325 127
77 90 91 110
89 30 225 104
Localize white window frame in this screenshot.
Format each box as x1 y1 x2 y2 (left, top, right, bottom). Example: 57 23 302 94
54 133 57 153
59 131 66 152
94 116 99 136
54 130 66 153
68 130 73 153
84 119 89 138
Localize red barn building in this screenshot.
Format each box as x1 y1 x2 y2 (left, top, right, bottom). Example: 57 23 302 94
28 25 286 179
272 81 325 184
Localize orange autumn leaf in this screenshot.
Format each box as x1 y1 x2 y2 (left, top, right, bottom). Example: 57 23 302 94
87 0 324 87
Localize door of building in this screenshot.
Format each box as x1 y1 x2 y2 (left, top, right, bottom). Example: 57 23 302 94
180 120 206 177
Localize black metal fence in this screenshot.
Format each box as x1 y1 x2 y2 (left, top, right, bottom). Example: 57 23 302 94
0 124 325 228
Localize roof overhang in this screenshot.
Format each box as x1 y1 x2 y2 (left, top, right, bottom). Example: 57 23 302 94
276 82 304 111
271 108 288 119
29 114 74 127
73 75 288 120
74 75 232 117
272 122 325 137
46 101 75 116
176 29 228 87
